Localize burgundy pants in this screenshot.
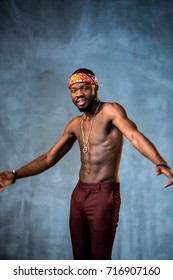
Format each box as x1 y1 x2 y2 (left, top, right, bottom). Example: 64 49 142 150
69 180 121 260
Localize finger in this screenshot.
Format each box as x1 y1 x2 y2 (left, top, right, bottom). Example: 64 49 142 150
163 180 173 188
0 180 5 188
0 185 5 192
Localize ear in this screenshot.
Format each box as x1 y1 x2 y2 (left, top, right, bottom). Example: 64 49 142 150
91 85 98 94
95 85 98 96
95 85 98 92
95 88 99 102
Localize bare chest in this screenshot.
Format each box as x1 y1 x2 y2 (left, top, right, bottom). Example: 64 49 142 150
75 115 123 152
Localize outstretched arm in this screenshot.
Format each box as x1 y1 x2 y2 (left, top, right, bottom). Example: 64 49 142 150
0 125 76 191
111 103 173 188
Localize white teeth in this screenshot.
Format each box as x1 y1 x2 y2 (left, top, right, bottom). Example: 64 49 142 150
77 99 85 103
77 99 86 106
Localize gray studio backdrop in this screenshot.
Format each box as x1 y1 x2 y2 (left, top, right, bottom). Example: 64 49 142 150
0 0 173 260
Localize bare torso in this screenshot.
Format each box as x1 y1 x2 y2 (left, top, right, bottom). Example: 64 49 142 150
71 102 124 183
0 99 172 192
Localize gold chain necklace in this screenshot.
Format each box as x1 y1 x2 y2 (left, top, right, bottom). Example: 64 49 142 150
81 101 101 153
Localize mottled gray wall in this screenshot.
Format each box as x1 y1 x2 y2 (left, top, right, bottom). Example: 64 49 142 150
0 0 173 260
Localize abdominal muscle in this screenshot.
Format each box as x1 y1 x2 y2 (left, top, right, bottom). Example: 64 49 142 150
76 106 124 183
79 143 122 183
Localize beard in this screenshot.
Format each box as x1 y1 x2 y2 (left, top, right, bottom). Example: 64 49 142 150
77 102 92 112
76 95 97 112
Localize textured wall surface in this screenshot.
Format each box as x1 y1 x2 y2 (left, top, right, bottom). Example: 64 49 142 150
0 0 173 260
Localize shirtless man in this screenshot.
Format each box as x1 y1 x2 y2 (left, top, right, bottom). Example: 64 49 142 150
0 68 173 260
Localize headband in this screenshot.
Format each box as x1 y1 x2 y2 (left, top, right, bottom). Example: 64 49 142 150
67 73 99 88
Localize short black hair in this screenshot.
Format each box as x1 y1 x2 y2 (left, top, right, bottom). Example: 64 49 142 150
72 68 95 76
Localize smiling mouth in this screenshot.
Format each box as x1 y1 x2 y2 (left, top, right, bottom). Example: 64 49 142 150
77 98 87 106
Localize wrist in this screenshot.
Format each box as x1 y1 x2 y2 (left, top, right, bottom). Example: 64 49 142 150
156 163 170 169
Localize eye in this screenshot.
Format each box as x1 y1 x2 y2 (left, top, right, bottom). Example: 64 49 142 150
70 89 76 94
82 86 90 91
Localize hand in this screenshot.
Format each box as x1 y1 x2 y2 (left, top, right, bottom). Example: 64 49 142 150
0 171 15 192
156 166 173 188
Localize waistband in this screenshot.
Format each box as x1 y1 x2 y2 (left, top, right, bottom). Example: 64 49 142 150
78 180 120 192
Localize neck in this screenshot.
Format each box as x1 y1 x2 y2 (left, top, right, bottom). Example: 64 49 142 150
83 100 101 118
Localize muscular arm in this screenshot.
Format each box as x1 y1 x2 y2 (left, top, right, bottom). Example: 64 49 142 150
0 123 76 190
15 131 76 179
109 103 173 187
111 103 165 164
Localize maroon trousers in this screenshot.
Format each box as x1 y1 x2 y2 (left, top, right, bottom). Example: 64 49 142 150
69 180 121 260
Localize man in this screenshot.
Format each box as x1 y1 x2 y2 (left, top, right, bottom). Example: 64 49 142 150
0 68 173 260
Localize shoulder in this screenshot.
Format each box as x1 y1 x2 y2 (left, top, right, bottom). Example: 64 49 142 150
102 102 127 119
66 115 82 127
64 115 82 135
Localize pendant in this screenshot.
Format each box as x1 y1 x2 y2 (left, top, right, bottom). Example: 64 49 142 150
83 145 88 153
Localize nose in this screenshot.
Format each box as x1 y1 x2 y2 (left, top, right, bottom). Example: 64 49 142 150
76 89 83 97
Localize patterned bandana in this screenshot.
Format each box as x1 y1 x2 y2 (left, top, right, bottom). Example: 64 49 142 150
67 73 99 88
